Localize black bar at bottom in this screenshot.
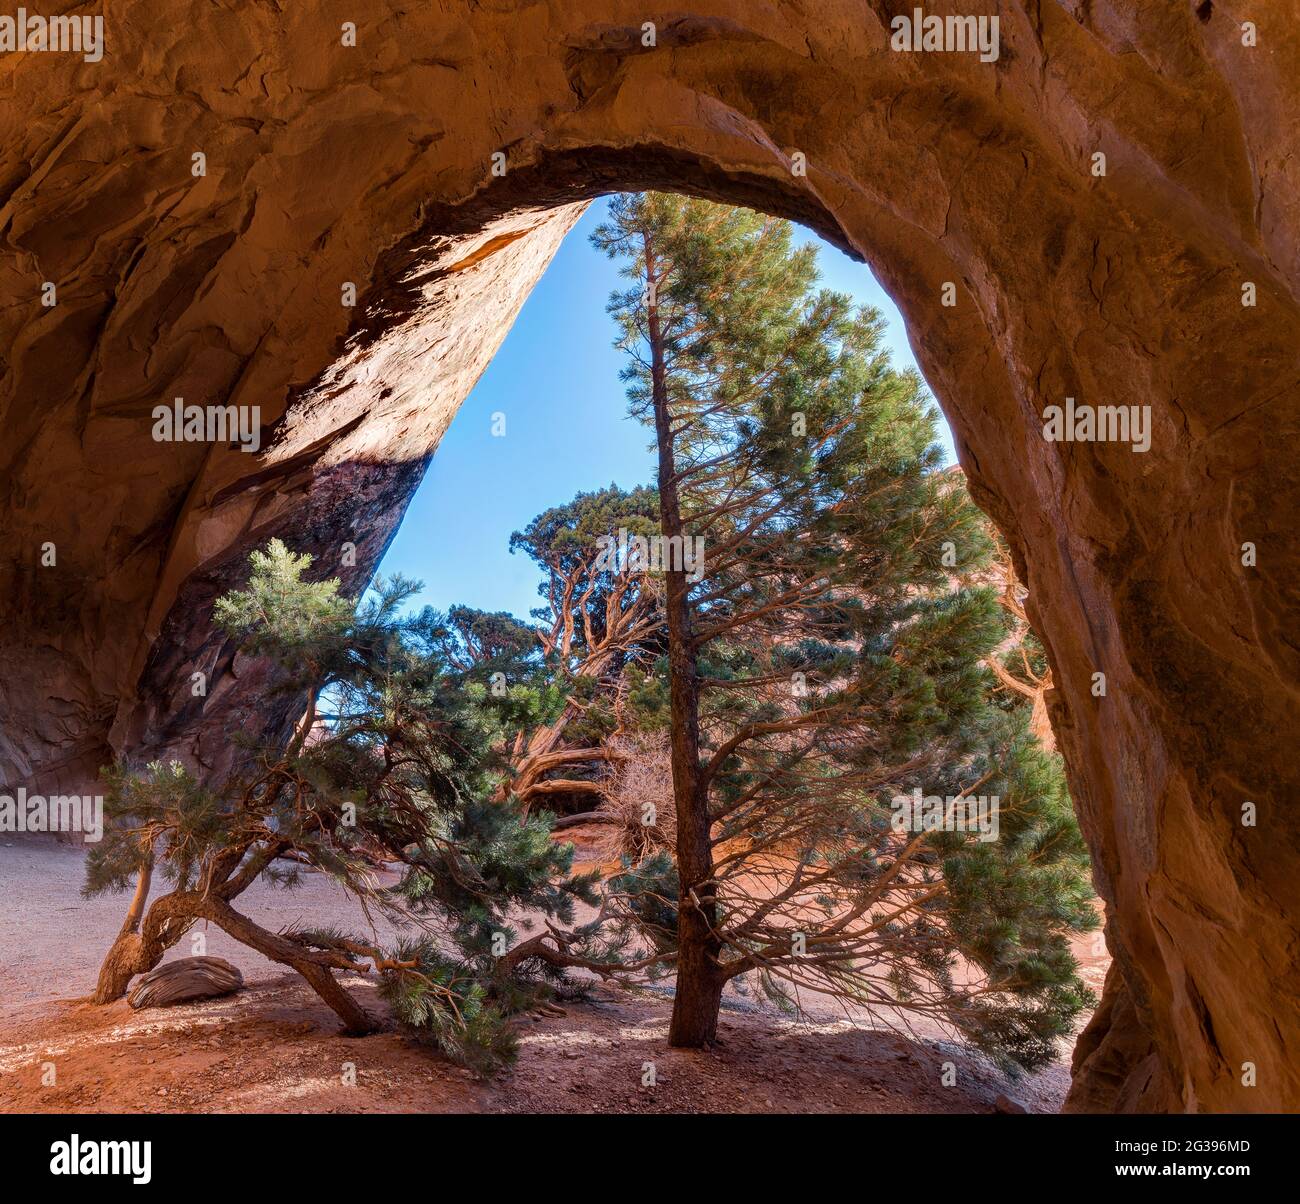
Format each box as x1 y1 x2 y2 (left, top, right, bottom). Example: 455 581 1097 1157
1 1111 1293 1190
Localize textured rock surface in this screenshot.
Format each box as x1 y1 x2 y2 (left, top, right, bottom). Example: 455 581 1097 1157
1 2 1296 1111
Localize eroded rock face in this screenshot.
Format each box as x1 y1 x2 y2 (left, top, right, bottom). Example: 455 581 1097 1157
1 2 1296 1111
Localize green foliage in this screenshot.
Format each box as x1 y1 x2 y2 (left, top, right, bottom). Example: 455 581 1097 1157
591 193 1095 1070
90 539 610 1071
85 759 222 898
509 482 665 671
376 939 520 1076
510 484 661 586
212 538 356 681
432 605 543 677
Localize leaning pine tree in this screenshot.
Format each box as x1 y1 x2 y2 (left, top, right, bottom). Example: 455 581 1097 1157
592 194 1096 1067
85 541 611 1072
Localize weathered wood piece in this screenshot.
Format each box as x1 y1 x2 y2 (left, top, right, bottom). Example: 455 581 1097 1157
128 956 244 1008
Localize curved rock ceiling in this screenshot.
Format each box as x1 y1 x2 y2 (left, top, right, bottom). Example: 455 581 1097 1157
1 2 1297 1112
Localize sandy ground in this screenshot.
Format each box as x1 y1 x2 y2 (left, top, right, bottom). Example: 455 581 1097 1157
0 836 1108 1114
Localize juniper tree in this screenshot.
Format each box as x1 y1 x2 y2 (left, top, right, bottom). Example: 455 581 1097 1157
86 540 605 1071
500 485 664 810
591 194 1095 1064
435 486 664 814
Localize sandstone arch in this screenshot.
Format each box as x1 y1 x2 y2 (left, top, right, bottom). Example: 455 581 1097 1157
1 2 1297 1112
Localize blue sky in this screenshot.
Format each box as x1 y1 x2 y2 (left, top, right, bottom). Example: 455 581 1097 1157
377 197 955 620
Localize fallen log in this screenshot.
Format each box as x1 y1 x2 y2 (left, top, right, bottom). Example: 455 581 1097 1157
127 956 244 1009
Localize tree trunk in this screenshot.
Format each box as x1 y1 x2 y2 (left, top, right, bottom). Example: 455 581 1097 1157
669 941 726 1046
200 895 378 1036
92 874 192 1004
93 936 153 1004
93 868 378 1035
642 234 725 1047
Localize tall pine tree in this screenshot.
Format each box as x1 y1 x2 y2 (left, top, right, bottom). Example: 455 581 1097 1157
592 194 1095 1065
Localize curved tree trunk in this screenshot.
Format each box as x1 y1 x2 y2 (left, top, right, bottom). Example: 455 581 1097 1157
498 704 609 812
92 876 192 1004
92 863 378 1034
94 936 154 1004
200 895 379 1036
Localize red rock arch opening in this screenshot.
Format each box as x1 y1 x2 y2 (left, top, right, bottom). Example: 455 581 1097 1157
2 3 1297 1112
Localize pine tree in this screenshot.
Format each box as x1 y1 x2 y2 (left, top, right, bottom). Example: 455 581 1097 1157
591 194 1096 1065
86 540 603 1072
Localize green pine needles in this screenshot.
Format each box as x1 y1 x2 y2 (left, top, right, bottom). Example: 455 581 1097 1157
88 540 604 1071
88 194 1098 1082
585 192 1097 1064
